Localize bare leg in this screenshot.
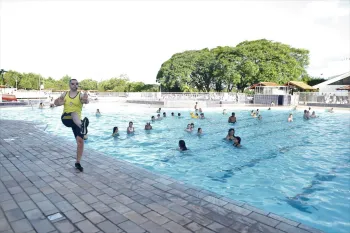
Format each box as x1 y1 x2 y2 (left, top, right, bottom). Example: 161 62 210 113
76 136 84 163
71 112 81 128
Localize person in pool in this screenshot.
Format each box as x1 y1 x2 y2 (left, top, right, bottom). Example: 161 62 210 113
156 114 162 120
226 128 235 141
194 102 198 111
329 108 334 113
127 121 135 134
39 102 44 109
171 112 174 116
185 124 192 132
144 122 152 130
156 108 161 113
190 123 195 129
163 112 167 117
310 111 318 118
151 116 155 121
178 140 188 151
177 113 182 117
96 109 101 117
228 112 236 123
258 115 262 120
199 108 203 113
303 110 309 120
233 136 241 148
197 128 203 135
223 109 227 115
112 127 119 137
200 113 205 119
288 113 293 122
250 110 254 116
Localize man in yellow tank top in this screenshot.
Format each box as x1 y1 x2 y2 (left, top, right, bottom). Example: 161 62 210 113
54 79 89 172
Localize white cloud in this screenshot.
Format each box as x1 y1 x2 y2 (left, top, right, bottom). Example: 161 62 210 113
0 0 349 83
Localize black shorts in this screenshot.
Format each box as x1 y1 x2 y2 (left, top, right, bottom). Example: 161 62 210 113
61 112 83 139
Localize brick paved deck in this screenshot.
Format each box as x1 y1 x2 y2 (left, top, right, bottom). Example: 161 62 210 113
0 120 324 233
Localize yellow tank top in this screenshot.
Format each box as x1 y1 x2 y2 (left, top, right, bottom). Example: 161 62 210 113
63 91 83 119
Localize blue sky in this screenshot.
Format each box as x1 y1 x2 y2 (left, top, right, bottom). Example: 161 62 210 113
0 0 349 84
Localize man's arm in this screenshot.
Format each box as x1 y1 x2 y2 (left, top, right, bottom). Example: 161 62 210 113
54 92 66 106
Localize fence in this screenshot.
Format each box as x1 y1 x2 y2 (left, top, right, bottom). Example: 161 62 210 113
297 92 350 105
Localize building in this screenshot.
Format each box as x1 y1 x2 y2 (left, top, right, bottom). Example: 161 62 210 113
313 71 350 93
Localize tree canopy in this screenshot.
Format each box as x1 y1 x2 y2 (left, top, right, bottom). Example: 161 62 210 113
156 39 311 92
1 71 159 92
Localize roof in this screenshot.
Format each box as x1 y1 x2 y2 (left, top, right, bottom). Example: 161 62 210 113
250 82 279 89
285 81 317 90
313 71 350 87
336 85 350 91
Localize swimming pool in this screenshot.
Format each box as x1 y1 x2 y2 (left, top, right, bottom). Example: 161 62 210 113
1 103 349 233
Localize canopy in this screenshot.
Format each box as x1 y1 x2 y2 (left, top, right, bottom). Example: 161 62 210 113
249 82 279 89
336 85 350 91
285 81 317 90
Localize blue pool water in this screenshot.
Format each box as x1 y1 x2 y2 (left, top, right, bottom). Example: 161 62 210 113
1 103 349 233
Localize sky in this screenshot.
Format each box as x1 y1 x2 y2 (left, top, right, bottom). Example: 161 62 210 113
0 0 349 84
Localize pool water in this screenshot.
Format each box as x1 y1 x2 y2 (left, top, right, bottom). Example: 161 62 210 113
1 103 349 233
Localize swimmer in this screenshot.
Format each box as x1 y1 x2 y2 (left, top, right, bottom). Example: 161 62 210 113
258 115 262 120
151 116 155 121
197 128 203 135
127 121 134 134
233 136 241 148
329 108 334 113
250 110 254 116
308 107 311 112
195 113 199 118
171 112 174 116
228 112 236 123
271 101 275 106
200 113 205 119
226 128 235 141
256 109 260 115
268 107 271 110
199 108 203 113
156 114 163 120
112 127 119 137
96 109 101 117
163 112 167 117
177 113 182 118
178 140 188 151
185 124 192 132
156 108 161 113
288 113 293 122
194 102 198 111
252 112 257 118
310 111 317 118
190 123 195 129
39 102 44 109
303 110 309 120
144 122 152 130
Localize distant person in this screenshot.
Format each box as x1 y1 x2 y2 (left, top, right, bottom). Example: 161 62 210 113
112 127 119 137
268 107 271 110
171 112 174 116
39 102 44 109
258 115 262 120
271 101 275 106
233 136 241 148
156 114 162 120
197 128 203 135
288 113 293 122
96 109 101 117
190 123 195 129
223 109 227 115
198 108 203 113
177 113 182 118
329 108 334 113
194 102 198 111
256 109 260 115
163 112 167 117
226 128 235 141
200 113 205 119
303 110 309 120
250 110 254 116
145 122 152 130
127 121 134 134
308 107 311 112
151 116 155 121
156 108 161 113
185 124 192 132
310 111 318 118
178 140 188 151
228 112 237 123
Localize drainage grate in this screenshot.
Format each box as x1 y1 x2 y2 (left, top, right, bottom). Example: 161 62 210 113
47 212 65 222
